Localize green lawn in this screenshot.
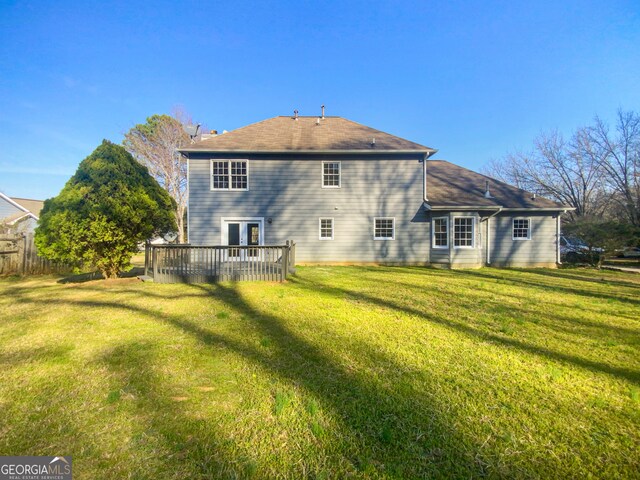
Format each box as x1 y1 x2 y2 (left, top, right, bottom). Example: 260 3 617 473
0 266 639 479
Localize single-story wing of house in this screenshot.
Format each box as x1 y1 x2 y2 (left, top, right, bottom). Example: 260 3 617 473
0 192 44 234
180 114 571 268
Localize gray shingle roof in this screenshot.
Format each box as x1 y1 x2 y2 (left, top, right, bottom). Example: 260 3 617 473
427 160 566 210
181 116 435 153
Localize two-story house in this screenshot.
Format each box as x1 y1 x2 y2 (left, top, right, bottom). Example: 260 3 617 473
181 114 568 268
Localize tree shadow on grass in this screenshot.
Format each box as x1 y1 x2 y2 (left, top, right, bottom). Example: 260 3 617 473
96 340 259 479
359 274 640 332
453 269 640 307
57 267 144 284
288 275 640 385
3 280 488 478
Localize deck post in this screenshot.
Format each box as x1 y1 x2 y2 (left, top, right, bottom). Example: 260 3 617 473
144 241 150 277
282 246 289 281
152 246 158 281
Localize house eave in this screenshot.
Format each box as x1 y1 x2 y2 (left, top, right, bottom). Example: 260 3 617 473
179 148 438 155
500 207 575 212
0 192 30 214
424 202 504 211
423 202 574 212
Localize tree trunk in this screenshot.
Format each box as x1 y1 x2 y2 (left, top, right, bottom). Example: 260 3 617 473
176 205 185 243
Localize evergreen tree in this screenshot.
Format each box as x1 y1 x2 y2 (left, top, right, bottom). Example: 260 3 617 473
36 140 176 278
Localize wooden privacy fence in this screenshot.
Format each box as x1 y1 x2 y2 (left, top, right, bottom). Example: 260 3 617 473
146 241 296 283
0 233 66 275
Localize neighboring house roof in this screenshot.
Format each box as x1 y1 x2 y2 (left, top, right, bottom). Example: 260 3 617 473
426 160 566 210
180 116 436 154
0 192 44 225
10 197 44 217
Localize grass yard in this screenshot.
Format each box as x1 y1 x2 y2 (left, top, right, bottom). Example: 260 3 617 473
0 266 639 479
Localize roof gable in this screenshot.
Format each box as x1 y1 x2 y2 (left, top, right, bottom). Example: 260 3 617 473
181 116 435 153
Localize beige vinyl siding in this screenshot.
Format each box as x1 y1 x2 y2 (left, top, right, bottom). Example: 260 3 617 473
188 153 430 263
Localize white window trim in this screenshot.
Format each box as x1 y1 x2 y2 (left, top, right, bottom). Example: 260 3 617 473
321 160 341 189
432 216 449 249
512 217 532 241
318 217 334 240
373 217 395 241
210 159 250 191
453 216 475 249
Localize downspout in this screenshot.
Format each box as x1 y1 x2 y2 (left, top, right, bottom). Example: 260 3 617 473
484 208 503 265
184 152 190 244
423 153 429 202
556 210 567 265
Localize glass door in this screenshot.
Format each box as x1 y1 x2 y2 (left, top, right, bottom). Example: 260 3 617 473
223 219 263 259
247 223 260 258
227 223 241 258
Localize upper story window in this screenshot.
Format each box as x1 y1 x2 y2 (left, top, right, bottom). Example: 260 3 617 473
453 217 474 248
211 160 248 190
322 161 341 188
432 217 448 248
513 218 531 240
374 217 395 240
319 218 334 240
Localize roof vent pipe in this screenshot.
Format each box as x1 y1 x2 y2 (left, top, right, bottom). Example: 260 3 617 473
484 180 492 198
294 109 298 120
371 137 376 146
321 105 325 119
316 118 320 125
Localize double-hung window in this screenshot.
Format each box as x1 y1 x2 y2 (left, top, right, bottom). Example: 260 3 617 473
211 160 248 190
432 217 448 248
513 218 531 240
322 161 341 188
319 218 334 240
374 218 395 240
453 217 474 248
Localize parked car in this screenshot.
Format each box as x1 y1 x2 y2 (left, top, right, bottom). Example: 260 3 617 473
560 236 604 263
619 247 640 258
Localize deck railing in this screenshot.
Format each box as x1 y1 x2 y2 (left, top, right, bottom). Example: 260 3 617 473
145 241 296 283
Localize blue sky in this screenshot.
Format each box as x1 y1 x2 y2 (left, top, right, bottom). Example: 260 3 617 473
0 0 639 199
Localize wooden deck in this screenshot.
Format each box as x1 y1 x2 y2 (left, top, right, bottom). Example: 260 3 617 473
145 242 295 283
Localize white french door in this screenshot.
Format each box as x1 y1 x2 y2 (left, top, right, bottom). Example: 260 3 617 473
221 218 264 259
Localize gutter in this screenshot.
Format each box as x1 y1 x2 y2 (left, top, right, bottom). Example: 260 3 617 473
424 204 504 211
500 207 576 212
179 148 438 155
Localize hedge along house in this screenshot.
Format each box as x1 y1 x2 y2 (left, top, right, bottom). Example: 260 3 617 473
182 113 570 268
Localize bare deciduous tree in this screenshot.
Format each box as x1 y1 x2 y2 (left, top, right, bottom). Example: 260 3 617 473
588 110 640 226
123 113 192 242
483 129 608 221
